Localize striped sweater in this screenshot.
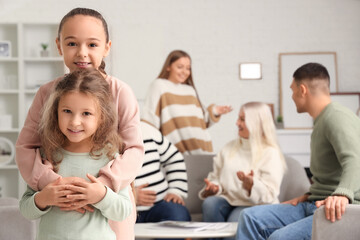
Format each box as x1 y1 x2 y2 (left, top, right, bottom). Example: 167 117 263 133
135 121 188 211
142 78 220 155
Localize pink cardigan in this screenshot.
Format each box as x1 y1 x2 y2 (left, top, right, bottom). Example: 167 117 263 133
16 75 144 240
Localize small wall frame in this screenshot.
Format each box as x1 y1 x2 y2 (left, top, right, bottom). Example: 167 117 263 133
239 63 262 80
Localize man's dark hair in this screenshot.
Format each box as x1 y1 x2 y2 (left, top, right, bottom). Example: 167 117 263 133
293 62 330 87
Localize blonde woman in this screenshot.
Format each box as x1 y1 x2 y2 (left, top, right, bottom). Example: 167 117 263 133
199 102 286 229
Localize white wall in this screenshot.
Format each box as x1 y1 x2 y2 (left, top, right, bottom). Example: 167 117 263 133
1 0 359 152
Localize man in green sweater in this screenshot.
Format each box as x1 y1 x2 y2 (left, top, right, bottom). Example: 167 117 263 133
236 62 360 240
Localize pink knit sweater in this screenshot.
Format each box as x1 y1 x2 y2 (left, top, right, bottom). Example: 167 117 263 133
16 75 144 240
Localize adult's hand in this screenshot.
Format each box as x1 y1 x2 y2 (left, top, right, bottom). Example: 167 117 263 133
135 183 157 206
236 170 254 194
202 178 219 198
282 194 309 206
60 174 105 212
215 105 233 116
315 195 349 222
34 177 73 210
164 193 185 205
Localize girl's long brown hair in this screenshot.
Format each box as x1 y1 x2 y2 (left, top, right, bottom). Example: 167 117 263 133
57 7 109 75
39 68 123 172
158 50 205 115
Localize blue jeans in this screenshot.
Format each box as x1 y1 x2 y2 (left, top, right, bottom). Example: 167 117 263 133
202 196 248 240
136 200 191 223
236 202 318 240
202 196 248 222
136 200 191 240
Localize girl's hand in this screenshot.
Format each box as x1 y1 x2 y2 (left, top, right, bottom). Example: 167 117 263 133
202 178 219 198
35 177 73 210
164 193 185 206
215 105 233 116
237 170 254 194
61 173 106 211
135 183 157 206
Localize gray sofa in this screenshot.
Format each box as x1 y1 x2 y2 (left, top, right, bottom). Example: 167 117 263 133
0 197 37 240
312 205 360 240
184 154 311 221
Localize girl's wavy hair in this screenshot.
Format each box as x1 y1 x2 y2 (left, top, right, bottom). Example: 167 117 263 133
39 68 123 172
157 50 205 115
240 102 286 170
57 7 109 75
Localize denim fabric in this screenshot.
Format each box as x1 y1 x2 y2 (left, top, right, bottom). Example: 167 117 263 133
202 196 248 240
136 200 191 240
136 200 191 223
236 202 318 240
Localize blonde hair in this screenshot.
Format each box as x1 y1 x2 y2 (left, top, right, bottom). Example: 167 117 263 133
240 102 286 169
39 68 123 172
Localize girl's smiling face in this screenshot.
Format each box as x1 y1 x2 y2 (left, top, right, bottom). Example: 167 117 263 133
167 57 191 84
58 91 100 152
56 15 111 73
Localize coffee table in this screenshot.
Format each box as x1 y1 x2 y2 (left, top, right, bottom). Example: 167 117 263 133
135 222 237 239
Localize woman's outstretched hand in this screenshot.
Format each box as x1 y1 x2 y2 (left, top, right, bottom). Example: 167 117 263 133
215 105 233 116
202 178 219 198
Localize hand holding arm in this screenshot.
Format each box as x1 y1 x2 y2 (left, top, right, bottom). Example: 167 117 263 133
60 174 106 211
34 177 73 210
315 195 349 222
135 183 157 206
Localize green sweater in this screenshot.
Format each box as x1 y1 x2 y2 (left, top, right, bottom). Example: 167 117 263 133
308 102 360 204
19 150 132 240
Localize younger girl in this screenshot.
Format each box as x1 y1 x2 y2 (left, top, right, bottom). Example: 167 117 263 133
199 102 286 235
19 69 132 240
142 50 232 155
15 8 143 239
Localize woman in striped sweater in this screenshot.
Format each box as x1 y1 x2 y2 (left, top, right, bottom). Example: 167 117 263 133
142 50 232 155
134 121 191 225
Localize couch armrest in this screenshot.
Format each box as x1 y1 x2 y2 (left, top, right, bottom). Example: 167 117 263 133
312 205 360 240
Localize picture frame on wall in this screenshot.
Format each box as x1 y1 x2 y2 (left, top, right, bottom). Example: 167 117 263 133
239 63 262 80
0 41 11 58
331 92 360 117
279 52 338 129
